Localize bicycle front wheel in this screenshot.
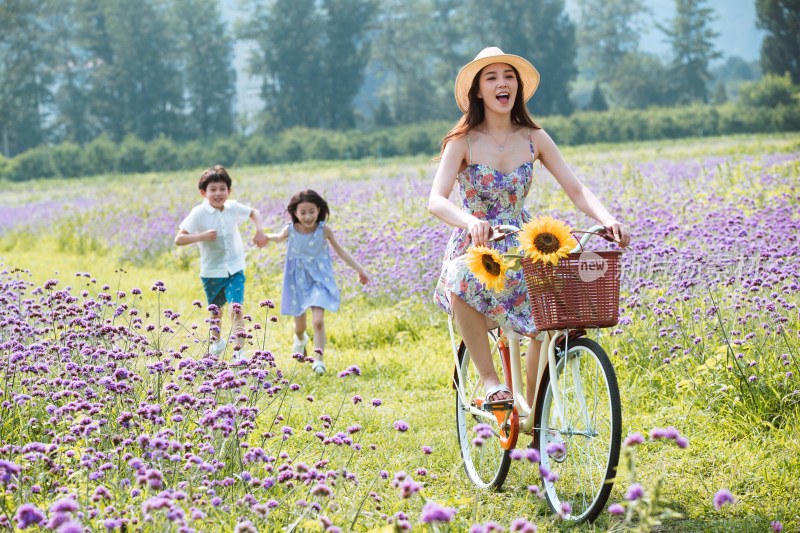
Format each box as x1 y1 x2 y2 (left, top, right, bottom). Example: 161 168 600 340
455 336 511 489
535 337 621 523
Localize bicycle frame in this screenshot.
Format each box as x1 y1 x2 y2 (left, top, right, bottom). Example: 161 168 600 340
449 225 608 445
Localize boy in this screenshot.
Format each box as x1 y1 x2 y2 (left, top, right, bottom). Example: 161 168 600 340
175 165 267 357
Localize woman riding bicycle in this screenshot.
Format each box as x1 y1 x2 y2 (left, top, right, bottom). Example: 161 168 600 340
428 47 631 407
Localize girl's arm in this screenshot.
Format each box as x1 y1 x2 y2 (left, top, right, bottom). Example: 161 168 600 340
428 136 493 247
534 129 631 247
250 209 268 247
264 225 290 243
323 225 368 284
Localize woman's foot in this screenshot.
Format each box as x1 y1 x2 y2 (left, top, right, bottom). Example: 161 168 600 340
484 382 512 403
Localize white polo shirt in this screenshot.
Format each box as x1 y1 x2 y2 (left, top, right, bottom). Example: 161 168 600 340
179 199 253 278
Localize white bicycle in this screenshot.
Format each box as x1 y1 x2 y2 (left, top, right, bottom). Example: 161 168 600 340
450 225 622 523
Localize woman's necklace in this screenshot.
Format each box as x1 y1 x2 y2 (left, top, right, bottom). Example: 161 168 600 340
484 127 513 151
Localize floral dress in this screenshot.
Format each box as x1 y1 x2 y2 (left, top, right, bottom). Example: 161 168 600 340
433 131 537 335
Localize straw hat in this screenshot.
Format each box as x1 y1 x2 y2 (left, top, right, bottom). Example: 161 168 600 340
454 47 540 113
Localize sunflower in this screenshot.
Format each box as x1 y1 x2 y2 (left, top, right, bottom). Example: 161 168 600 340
518 216 576 265
465 246 511 292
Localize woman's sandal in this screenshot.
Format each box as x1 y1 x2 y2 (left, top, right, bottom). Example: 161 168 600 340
311 359 326 375
483 383 513 410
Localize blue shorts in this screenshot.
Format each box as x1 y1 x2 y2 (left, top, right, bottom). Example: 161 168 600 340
201 271 245 310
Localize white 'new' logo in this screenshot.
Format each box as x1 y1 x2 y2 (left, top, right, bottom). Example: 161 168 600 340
578 251 608 282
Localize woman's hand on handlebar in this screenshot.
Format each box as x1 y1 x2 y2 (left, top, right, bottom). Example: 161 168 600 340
467 219 493 247
603 220 631 248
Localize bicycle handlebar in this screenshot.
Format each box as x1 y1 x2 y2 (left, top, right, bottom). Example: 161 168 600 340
491 224 617 252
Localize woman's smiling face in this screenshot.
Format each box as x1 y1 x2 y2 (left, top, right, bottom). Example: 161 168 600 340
477 62 518 113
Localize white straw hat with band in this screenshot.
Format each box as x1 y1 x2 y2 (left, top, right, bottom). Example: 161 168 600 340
454 47 540 113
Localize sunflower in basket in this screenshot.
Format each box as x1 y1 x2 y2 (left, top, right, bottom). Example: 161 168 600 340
464 246 512 292
518 216 576 265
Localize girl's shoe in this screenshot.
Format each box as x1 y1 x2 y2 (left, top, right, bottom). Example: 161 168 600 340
311 359 326 375
210 338 226 356
292 332 309 355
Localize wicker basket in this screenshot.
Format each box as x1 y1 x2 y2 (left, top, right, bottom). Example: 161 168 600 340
521 251 622 330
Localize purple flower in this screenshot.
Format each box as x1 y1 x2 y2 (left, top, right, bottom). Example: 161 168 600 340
58 520 84 533
393 420 409 432
422 445 432 454
399 478 422 499
510 517 537 532
49 497 79 514
310 484 332 498
371 399 382 407
0 459 21 483
625 483 644 501
608 503 625 515
14 504 45 529
771 520 783 532
419 501 457 524
713 488 735 510
623 432 645 447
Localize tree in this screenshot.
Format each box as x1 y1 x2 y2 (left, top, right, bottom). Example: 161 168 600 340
585 82 609 111
756 0 800 85
711 80 727 104
170 0 236 139
317 0 377 129
0 0 57 156
241 0 375 131
659 0 722 105
738 72 797 107
370 0 464 125
241 0 324 130
609 52 674 109
73 0 184 142
575 0 649 82
463 0 578 117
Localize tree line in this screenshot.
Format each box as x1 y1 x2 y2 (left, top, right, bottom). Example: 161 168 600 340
1 0 798 159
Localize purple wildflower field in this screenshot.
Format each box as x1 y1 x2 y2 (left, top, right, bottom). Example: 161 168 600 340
1 136 799 531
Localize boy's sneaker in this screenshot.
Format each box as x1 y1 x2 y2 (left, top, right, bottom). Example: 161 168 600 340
292 332 309 355
209 338 226 356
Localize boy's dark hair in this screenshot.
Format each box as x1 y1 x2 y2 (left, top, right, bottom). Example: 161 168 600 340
198 165 232 191
287 189 329 223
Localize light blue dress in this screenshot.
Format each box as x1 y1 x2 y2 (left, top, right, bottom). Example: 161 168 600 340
280 221 340 316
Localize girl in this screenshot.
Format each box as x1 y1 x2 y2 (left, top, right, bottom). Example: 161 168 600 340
265 189 369 374
428 47 630 407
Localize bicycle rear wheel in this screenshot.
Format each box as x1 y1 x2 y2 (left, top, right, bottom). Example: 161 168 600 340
534 337 621 523
455 335 511 489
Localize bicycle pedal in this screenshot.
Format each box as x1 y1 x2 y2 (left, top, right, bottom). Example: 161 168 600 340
481 400 514 412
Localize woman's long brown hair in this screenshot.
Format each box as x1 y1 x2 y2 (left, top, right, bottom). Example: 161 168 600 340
438 65 541 156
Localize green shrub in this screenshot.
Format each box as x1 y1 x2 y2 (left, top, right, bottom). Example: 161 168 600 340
117 134 149 174
178 140 206 171
13 145 56 181
84 134 117 175
209 136 242 167
51 142 86 178
239 135 274 165
738 73 797 108
145 135 181 172
0 153 12 181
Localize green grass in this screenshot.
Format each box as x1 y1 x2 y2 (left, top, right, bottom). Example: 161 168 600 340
1 132 798 532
